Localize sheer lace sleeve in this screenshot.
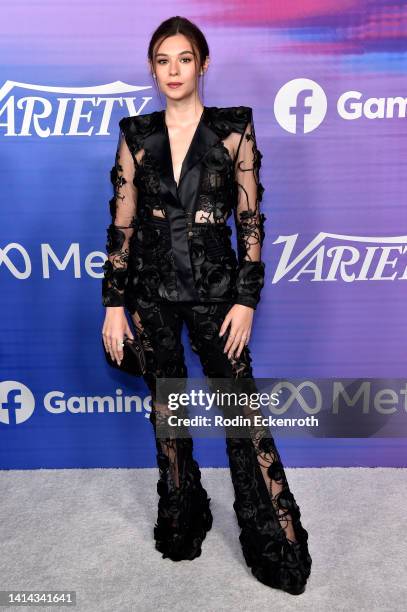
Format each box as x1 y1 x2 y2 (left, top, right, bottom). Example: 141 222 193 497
233 108 266 310
102 121 138 307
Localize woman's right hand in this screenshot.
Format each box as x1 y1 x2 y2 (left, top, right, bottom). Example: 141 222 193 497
102 307 135 366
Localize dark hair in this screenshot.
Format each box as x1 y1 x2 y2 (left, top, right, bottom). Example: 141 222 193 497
147 16 209 103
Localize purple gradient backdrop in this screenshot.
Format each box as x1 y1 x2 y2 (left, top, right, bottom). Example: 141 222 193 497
0 1 406 468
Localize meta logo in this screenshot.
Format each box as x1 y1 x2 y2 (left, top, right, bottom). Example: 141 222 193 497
274 78 407 133
0 243 106 279
1 236 407 284
0 80 151 137
0 381 35 424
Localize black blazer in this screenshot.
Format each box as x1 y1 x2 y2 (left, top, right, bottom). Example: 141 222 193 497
102 105 266 313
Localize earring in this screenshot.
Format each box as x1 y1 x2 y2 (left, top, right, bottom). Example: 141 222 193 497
152 74 156 79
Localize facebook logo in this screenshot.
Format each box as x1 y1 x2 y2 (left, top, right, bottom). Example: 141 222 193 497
274 78 327 134
289 89 313 132
0 382 35 425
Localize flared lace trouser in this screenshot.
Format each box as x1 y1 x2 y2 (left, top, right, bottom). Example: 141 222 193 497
130 298 312 595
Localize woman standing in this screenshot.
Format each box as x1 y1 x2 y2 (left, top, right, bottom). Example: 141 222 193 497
102 16 312 596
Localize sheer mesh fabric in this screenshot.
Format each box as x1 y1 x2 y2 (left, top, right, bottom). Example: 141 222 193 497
232 113 266 309
128 298 311 589
102 108 266 310
103 111 293 544
223 117 297 544
233 117 265 264
102 130 187 505
132 290 188 511
101 110 311 590
217 351 299 547
183 301 311 593
145 113 266 309
102 128 138 307
131 305 213 561
236 384 298 545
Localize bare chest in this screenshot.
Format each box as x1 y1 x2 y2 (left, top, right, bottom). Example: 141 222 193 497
166 121 202 187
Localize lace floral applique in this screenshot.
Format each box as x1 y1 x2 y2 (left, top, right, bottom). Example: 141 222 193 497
102 128 138 307
233 109 267 310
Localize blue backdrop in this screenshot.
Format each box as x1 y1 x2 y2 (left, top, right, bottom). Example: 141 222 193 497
1 1 406 468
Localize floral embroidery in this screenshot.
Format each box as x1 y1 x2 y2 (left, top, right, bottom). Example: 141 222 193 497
101 108 312 594
102 135 137 307
233 110 267 309
102 106 267 311
130 299 311 592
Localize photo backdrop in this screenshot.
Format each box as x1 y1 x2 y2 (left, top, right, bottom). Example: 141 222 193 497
1 1 406 468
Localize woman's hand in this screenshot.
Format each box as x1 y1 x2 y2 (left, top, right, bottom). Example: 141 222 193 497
102 306 134 366
219 304 254 360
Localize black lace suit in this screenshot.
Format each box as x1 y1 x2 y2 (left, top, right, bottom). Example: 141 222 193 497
102 106 312 595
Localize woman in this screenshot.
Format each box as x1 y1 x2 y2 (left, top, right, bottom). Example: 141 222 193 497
101 16 312 596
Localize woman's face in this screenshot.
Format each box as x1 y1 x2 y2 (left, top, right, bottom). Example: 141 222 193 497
151 34 203 101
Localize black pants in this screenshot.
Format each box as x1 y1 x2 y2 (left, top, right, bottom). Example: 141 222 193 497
130 298 312 595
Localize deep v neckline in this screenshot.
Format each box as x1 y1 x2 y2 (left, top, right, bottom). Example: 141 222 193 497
163 106 206 188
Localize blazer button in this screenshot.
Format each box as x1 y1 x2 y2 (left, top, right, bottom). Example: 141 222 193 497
188 231 193 237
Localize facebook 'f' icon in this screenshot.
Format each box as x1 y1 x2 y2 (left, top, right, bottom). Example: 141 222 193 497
274 78 327 134
289 88 313 132
0 381 35 425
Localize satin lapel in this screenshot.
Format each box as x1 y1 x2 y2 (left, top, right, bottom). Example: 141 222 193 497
138 107 221 301
142 123 179 207
177 114 221 216
141 107 221 210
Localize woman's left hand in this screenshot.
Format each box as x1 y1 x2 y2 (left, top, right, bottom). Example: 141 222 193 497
219 304 254 360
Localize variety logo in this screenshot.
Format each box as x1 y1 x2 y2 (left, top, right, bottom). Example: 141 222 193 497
0 80 152 136
272 233 407 283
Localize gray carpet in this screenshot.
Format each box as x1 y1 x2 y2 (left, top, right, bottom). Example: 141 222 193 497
0 468 406 612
